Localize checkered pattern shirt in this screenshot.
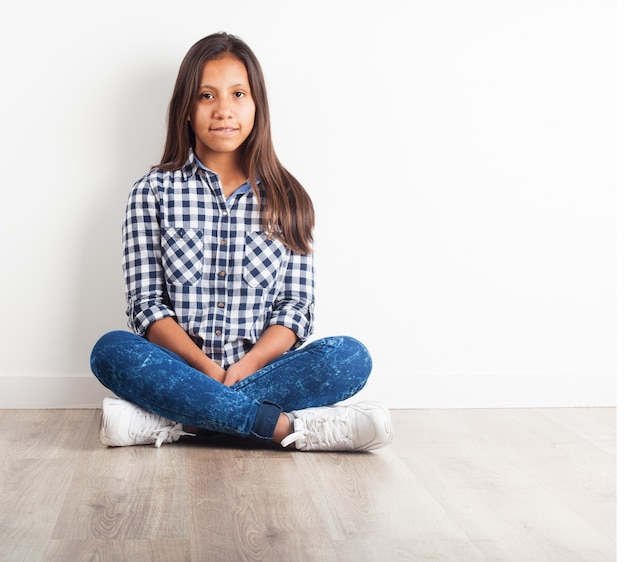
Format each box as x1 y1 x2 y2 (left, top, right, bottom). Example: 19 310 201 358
123 151 315 368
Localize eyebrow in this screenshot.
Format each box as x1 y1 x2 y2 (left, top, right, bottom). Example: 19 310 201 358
198 83 248 90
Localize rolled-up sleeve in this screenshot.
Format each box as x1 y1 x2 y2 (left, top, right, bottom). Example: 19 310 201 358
266 250 315 345
123 177 176 335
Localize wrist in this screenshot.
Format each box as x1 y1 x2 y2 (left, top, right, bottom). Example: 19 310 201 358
237 351 265 373
198 357 226 382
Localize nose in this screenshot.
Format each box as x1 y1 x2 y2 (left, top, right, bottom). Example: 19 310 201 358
213 96 233 119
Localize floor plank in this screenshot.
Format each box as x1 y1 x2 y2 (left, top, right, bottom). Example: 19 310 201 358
52 413 190 540
293 449 487 561
187 446 337 561
0 407 615 562
43 540 191 562
392 409 616 561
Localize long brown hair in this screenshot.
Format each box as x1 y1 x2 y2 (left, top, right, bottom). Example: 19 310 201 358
159 32 314 254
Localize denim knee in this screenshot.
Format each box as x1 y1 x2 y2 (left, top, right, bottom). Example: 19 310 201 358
90 330 134 374
329 336 373 384
343 336 372 374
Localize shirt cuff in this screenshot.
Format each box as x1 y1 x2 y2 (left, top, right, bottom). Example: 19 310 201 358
127 297 177 336
266 303 314 346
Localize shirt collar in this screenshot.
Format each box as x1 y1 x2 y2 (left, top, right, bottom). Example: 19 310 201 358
192 152 253 202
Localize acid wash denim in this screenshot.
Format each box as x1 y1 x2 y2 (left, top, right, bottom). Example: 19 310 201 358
90 331 372 440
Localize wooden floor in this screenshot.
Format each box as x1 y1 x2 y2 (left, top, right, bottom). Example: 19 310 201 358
0 407 615 561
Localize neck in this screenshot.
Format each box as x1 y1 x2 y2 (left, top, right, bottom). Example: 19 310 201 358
197 151 247 196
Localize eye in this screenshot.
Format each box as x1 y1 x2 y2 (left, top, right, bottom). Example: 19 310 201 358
201 92 214 100
234 91 246 98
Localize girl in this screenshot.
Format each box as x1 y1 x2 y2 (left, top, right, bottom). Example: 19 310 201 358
90 32 393 451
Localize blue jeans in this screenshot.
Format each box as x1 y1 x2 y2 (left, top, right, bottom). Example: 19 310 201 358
90 331 372 440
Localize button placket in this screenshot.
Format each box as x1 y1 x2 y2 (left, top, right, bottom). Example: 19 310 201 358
213 204 229 350
198 169 231 365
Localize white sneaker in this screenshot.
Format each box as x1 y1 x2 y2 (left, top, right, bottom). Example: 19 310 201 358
99 397 194 448
280 401 393 452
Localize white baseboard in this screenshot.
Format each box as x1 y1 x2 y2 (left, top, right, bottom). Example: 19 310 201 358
0 372 616 409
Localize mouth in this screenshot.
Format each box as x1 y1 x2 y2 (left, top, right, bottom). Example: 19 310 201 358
210 127 239 133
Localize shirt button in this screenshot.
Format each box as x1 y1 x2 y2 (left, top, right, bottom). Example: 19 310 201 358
220 240 227 246
218 271 226 277
222 210 228 216
218 302 225 308
215 330 222 336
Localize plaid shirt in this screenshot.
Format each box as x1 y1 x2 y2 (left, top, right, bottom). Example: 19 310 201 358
123 150 315 368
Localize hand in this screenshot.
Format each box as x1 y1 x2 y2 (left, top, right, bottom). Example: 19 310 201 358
222 326 297 386
148 318 227 384
223 356 259 387
205 365 227 384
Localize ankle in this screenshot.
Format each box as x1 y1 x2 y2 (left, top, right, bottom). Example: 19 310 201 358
272 413 292 443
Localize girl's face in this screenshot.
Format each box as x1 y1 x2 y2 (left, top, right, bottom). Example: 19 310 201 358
189 55 256 167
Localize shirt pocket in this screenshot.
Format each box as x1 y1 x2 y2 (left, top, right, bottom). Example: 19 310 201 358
243 231 286 289
162 227 204 285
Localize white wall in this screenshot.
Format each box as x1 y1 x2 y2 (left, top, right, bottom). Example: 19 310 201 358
0 0 616 408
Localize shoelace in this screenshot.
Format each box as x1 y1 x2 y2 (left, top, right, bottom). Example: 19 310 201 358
130 409 195 448
152 423 195 448
281 414 352 449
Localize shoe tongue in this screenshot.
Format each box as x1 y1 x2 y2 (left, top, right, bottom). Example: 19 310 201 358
302 416 352 450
